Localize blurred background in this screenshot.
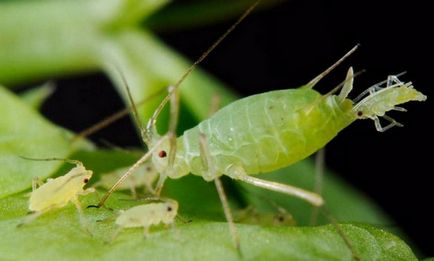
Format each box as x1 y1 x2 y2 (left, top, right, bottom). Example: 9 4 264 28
12 0 432 256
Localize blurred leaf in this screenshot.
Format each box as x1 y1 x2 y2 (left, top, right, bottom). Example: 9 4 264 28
0 0 168 85
146 0 287 31
100 28 237 132
0 86 91 198
19 82 55 109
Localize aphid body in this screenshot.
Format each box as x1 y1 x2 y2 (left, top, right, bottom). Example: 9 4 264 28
151 69 426 206
29 161 93 212
20 159 95 229
114 199 178 238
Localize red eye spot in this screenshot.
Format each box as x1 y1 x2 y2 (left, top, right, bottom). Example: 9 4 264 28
357 111 363 117
159 150 167 158
83 178 89 184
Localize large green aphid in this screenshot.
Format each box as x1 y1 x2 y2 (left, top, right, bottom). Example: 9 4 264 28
95 54 427 209
150 66 426 204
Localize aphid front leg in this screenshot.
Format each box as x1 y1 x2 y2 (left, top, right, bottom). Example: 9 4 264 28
71 197 93 236
310 148 325 225
198 132 241 253
373 115 403 132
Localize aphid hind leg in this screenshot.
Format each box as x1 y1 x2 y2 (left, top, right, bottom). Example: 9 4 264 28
17 210 44 228
198 133 241 254
227 165 324 206
310 148 325 225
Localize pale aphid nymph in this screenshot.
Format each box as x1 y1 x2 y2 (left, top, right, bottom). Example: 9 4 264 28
19 158 95 232
111 199 178 241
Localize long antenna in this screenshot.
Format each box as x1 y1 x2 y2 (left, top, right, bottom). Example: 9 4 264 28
72 0 262 144
307 44 360 88
145 0 262 130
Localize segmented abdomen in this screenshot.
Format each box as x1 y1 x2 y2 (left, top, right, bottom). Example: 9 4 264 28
179 89 353 176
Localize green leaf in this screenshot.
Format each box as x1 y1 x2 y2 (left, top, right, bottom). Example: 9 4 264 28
146 0 287 32
0 191 417 260
0 86 91 198
19 82 55 109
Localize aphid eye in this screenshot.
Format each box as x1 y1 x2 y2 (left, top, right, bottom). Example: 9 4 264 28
146 166 152 171
83 178 89 184
167 206 172 212
357 111 363 117
276 215 284 222
159 150 167 158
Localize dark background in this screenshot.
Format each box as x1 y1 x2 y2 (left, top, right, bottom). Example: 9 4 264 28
39 0 433 257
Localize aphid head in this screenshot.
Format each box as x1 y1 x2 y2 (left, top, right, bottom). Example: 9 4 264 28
151 136 189 179
351 76 427 132
66 163 93 188
162 199 179 223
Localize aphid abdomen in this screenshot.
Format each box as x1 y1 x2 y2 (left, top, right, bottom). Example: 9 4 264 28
181 89 354 178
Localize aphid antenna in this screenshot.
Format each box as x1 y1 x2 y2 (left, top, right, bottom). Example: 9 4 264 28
19 156 82 166
72 0 262 145
142 0 262 141
72 90 163 143
117 195 167 203
306 44 360 89
112 64 147 145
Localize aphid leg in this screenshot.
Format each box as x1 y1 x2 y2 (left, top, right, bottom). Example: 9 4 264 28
143 226 150 239
109 226 124 244
17 210 44 227
227 165 324 206
128 183 138 199
31 177 43 191
392 106 407 112
310 148 325 225
90 139 163 208
198 133 241 254
71 197 93 236
386 74 404 87
373 115 403 132
154 173 167 196
143 181 156 195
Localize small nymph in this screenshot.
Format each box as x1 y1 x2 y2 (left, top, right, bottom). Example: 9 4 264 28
18 158 95 232
111 199 179 242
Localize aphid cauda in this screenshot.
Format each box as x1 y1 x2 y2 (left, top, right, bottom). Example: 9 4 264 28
18 158 95 232
111 199 178 242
